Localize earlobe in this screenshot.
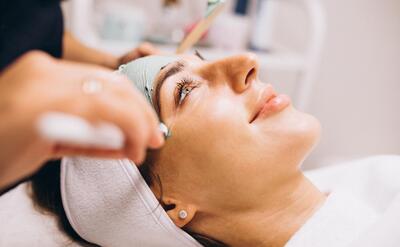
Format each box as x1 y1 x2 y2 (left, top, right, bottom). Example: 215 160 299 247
162 197 197 228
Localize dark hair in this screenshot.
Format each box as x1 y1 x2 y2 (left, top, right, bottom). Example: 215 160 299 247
30 157 228 247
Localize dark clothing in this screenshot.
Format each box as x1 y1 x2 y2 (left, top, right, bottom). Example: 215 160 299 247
0 0 64 70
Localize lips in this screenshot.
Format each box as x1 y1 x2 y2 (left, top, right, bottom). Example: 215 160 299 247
249 85 290 123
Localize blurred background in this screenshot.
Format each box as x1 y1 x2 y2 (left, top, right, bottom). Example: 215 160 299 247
61 0 400 169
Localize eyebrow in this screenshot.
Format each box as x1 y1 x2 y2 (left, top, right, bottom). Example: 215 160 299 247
195 50 205 60
154 61 185 118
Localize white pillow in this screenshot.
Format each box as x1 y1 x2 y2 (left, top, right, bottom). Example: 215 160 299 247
0 183 81 247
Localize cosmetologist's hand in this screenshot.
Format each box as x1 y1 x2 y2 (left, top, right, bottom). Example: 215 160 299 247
0 51 164 189
63 32 160 69
117 42 160 67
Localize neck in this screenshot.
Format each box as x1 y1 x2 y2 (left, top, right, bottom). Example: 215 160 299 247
196 173 326 247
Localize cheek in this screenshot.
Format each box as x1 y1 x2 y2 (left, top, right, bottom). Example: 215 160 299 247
251 106 322 164
208 97 234 119
177 89 244 132
255 106 321 142
170 93 252 162
207 96 245 126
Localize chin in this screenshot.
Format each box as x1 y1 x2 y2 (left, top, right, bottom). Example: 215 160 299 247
269 106 321 158
288 107 322 162
300 113 321 149
255 104 321 148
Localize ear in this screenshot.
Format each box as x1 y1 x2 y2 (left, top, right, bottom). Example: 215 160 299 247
162 197 197 228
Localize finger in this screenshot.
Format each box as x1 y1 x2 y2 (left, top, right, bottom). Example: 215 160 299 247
106 76 165 149
120 50 141 64
142 106 164 149
120 43 160 64
81 72 159 147
125 89 164 149
54 66 163 162
60 85 150 163
52 144 126 159
88 91 153 164
137 42 160 56
112 95 162 162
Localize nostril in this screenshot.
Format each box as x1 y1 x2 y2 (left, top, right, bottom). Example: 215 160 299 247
245 67 256 86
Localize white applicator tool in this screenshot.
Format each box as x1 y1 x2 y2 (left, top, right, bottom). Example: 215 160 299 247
37 112 168 150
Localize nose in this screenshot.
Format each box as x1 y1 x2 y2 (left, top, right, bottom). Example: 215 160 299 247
199 53 259 93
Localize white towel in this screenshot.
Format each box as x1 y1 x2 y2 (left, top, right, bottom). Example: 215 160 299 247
286 155 400 247
285 189 378 247
61 157 201 247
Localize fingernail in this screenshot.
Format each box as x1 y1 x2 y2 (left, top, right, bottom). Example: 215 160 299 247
273 96 282 105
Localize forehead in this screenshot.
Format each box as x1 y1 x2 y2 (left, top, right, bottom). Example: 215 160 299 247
167 54 202 69
159 53 207 84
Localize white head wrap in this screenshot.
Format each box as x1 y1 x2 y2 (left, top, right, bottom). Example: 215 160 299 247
61 56 202 247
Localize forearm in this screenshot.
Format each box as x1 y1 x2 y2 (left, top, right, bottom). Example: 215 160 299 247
62 32 119 69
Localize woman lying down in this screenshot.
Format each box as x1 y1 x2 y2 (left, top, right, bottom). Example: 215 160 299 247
30 53 400 247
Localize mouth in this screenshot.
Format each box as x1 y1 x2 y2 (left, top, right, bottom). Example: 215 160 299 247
249 85 291 123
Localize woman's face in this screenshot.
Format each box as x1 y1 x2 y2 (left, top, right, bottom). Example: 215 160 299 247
151 54 321 215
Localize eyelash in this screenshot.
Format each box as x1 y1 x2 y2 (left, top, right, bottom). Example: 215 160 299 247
195 50 205 60
175 78 199 106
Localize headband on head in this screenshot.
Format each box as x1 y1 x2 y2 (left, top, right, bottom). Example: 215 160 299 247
118 55 178 106
61 56 201 246
61 157 201 247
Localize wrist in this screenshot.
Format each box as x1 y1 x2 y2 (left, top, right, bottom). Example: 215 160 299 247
99 53 119 70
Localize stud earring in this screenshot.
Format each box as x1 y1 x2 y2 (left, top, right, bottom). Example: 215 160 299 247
178 210 188 220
